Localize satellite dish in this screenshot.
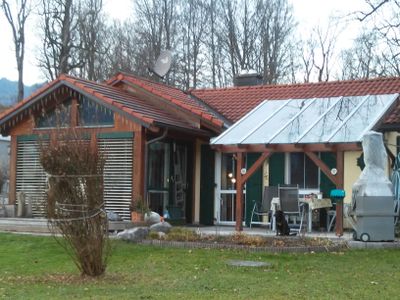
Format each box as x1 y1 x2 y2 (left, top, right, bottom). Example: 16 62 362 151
152 50 172 78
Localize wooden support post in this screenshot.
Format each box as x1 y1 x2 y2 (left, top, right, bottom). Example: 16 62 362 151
133 128 145 201
8 136 17 205
234 151 272 231
336 151 344 237
235 152 244 231
70 98 78 127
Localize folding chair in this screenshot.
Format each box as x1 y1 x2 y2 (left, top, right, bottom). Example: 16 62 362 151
327 200 336 232
278 184 305 233
250 186 278 228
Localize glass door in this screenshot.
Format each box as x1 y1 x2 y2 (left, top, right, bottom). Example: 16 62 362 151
147 142 170 215
147 141 189 220
215 153 245 224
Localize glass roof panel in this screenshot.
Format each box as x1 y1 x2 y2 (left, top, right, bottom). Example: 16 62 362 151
213 99 289 144
298 96 366 144
329 94 398 143
242 98 314 144
211 93 399 146
269 97 339 144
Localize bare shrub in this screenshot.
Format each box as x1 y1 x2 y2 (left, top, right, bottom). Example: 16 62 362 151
0 167 3 194
40 130 110 277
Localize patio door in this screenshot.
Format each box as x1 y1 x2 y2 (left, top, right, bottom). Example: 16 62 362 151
147 141 189 220
215 153 245 224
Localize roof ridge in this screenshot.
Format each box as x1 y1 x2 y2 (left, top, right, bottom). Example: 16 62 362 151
120 74 223 128
192 76 400 93
116 71 187 93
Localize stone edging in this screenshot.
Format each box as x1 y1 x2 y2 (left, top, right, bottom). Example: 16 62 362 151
138 239 348 253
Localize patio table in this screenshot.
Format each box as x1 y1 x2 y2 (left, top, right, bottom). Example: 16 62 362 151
300 198 332 233
271 197 332 233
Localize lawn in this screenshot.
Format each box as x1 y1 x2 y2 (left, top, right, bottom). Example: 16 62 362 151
0 232 399 299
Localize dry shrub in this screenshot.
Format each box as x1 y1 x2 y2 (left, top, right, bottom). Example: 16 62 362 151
0 167 3 194
163 227 201 242
40 130 110 277
229 232 266 247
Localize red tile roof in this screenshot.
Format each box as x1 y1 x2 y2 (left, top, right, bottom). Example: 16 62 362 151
64 76 202 130
191 77 400 123
0 76 64 121
107 73 224 128
0 74 218 135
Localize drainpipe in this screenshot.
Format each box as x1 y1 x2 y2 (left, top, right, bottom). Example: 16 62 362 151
143 128 168 205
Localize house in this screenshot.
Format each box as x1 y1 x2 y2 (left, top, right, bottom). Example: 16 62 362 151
1 73 400 232
192 76 400 231
0 73 225 222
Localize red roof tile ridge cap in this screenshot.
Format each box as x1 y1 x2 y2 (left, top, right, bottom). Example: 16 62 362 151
121 72 188 93
69 76 133 96
191 76 400 93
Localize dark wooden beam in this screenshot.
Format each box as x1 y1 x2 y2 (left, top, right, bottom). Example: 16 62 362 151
212 142 361 153
305 151 339 186
336 151 344 189
8 136 17 205
385 144 396 168
234 151 272 232
235 152 244 231
335 151 345 237
242 152 272 183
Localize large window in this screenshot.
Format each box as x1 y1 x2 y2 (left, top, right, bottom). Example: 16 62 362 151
36 99 71 128
289 153 319 189
78 97 114 126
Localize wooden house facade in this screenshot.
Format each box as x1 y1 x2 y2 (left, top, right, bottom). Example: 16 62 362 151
0 73 224 222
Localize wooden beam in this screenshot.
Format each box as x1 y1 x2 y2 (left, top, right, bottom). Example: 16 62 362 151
233 151 272 232
212 142 361 153
133 128 145 201
235 152 244 231
8 136 17 205
335 151 344 237
70 98 78 127
385 144 396 168
305 151 339 186
242 152 272 183
336 151 344 189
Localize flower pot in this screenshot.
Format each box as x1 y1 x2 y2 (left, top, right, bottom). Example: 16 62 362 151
131 211 144 223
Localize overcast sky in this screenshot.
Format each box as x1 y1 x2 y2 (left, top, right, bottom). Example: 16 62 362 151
0 0 369 85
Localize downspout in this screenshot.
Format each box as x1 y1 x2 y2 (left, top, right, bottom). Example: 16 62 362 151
143 128 169 205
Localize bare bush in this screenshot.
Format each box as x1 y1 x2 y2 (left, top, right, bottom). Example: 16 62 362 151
0 167 3 194
40 130 110 277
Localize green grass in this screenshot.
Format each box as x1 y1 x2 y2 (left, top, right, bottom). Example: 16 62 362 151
0 233 399 299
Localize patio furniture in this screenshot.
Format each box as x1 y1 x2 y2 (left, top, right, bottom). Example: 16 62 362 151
299 196 332 232
250 186 278 228
278 184 305 233
327 204 336 232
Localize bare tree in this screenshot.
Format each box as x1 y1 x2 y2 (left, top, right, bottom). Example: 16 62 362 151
75 0 106 81
217 0 296 85
178 0 208 89
131 0 179 83
340 29 384 79
356 0 391 21
39 0 81 80
355 1 400 77
298 19 341 83
1 0 31 102
257 0 296 84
